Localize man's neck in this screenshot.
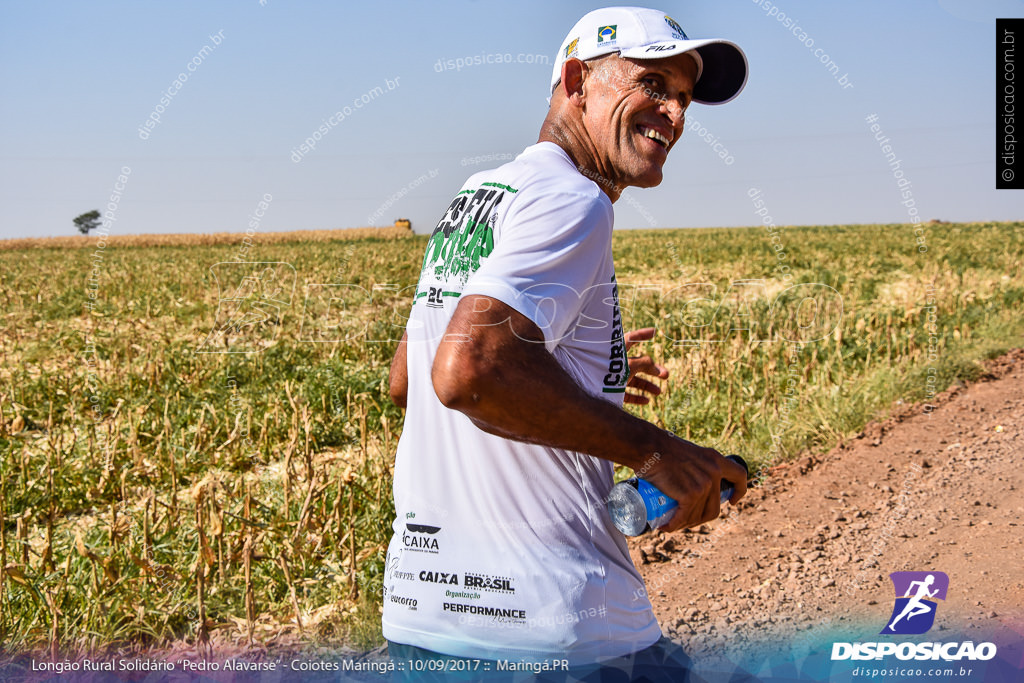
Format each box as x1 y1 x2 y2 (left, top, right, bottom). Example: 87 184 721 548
537 117 621 203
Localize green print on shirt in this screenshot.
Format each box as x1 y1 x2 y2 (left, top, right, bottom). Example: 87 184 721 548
421 186 510 286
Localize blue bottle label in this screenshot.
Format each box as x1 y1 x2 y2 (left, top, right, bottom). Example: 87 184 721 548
635 478 678 530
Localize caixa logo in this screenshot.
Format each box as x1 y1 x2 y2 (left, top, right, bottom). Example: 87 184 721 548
402 523 441 553
832 571 998 662
420 570 459 585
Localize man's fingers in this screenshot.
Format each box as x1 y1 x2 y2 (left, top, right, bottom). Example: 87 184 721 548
723 457 749 503
663 488 716 532
625 355 668 406
624 327 657 350
627 355 669 380
646 440 741 534
699 484 721 526
624 366 664 405
626 377 662 397
661 509 686 533
623 392 651 406
661 499 699 532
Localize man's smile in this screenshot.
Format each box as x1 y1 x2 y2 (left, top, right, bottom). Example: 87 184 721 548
636 124 671 149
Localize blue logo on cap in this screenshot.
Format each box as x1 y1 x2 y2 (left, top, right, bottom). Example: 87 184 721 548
881 571 949 635
665 16 688 40
598 25 617 43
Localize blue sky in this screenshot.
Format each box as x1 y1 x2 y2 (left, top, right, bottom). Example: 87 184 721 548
1 0 1022 239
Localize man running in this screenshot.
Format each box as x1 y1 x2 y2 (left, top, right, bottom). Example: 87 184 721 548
384 7 749 680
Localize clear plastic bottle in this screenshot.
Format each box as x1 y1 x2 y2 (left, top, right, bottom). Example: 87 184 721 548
607 455 748 536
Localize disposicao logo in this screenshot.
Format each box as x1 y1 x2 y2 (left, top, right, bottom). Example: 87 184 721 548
881 571 949 635
831 570 997 662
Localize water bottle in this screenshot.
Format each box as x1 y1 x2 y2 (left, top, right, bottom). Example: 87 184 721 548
607 455 749 536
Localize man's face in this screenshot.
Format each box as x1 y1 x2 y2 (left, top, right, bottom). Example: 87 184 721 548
582 52 698 189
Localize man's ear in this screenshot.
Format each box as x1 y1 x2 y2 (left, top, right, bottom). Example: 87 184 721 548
560 58 588 106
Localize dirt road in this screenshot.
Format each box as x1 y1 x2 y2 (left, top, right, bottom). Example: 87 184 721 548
633 349 1024 678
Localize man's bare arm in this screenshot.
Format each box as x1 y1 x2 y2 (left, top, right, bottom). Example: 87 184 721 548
389 330 409 409
431 294 746 531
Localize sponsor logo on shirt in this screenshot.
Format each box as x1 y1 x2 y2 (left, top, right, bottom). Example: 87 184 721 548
384 585 418 610
463 572 515 594
419 570 459 585
602 274 629 393
402 522 441 554
384 552 401 583
443 602 526 621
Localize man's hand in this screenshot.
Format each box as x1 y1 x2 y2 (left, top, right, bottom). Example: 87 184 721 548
640 436 749 532
623 327 669 406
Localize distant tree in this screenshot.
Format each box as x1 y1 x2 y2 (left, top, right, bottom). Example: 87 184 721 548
73 210 101 235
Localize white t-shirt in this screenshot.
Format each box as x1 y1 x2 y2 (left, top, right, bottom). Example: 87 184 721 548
382 142 661 665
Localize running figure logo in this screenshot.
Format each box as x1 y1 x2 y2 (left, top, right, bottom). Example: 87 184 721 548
881 571 949 635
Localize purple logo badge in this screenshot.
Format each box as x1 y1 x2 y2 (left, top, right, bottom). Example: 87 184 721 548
881 571 949 635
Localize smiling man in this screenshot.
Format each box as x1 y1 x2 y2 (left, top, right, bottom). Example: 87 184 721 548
384 7 749 681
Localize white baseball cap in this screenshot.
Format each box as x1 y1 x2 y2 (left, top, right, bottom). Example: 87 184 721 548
551 7 748 105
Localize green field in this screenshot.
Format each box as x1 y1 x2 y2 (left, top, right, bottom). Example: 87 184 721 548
1 221 1022 656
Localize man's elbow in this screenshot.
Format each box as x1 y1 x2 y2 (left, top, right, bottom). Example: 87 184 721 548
389 383 407 409
431 350 487 412
388 363 408 408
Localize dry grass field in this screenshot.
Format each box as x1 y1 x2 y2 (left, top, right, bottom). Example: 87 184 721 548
0 225 413 252
0 220 1021 659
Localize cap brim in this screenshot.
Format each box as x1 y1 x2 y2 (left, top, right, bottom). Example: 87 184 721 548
620 39 748 105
